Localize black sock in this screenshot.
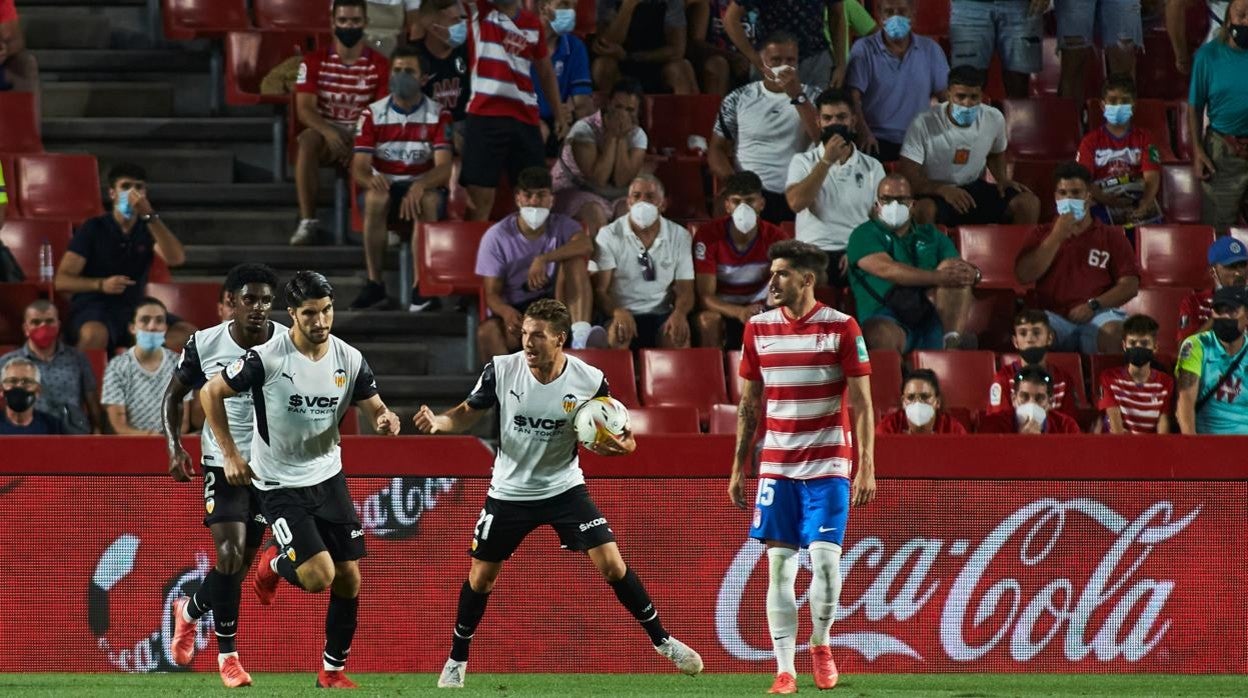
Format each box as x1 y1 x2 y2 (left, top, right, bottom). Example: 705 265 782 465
211 569 245 655
449 581 491 662
188 570 223 620
272 550 307 590
609 568 669 647
323 593 359 671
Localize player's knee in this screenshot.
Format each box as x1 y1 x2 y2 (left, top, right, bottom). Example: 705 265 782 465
332 564 361 598
215 540 246 575
299 559 336 593
598 559 628 582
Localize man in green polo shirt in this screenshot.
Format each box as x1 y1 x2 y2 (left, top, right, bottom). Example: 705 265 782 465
1176 285 1248 434
847 173 979 352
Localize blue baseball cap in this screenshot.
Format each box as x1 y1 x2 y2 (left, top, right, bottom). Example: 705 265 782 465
1208 237 1248 266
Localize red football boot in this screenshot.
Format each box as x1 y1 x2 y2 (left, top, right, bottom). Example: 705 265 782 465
768 672 798 694
317 668 359 689
170 597 197 666
811 644 839 690
219 655 253 688
253 541 281 606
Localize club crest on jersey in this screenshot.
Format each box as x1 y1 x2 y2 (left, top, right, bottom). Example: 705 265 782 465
225 358 245 379
205 498 215 514
562 393 577 414
287 549 297 562
334 368 347 389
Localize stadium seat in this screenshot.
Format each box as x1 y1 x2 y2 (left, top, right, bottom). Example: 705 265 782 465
148 254 173 284
1160 163 1202 223
911 0 950 38
1136 33 1189 100
1085 98 1179 162
639 348 727 420
0 219 72 281
15 153 104 221
1030 37 1103 98
868 349 903 415
1002 98 1082 159
651 157 709 221
0 92 42 153
574 0 596 38
725 349 744 403
416 221 492 297
146 282 222 331
161 0 251 41
964 288 1022 352
254 0 331 32
0 152 20 218
225 31 319 106
82 348 107 389
645 94 722 157
1135 224 1216 288
997 351 1088 407
0 283 42 344
339 406 360 435
566 349 640 408
1122 286 1189 357
626 406 701 434
953 224 1036 292
708 403 737 434
910 350 997 412
1007 158 1061 223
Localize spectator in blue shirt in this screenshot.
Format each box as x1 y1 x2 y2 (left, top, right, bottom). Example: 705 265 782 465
533 0 596 154
1187 0 1248 234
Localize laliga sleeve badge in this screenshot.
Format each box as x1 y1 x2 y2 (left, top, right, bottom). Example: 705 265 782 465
225 358 245 380
855 336 869 363
989 383 1002 406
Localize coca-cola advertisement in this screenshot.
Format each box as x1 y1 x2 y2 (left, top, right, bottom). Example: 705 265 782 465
0 475 1241 673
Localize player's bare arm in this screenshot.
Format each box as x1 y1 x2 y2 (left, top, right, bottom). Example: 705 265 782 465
162 374 195 481
729 379 762 509
201 373 253 486
846 375 876 506
356 394 400 435
412 401 487 435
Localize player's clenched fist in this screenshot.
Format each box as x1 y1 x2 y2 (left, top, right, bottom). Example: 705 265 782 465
412 404 440 434
223 453 256 486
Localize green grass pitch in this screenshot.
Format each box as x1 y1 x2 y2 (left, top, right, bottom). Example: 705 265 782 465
2 673 1247 697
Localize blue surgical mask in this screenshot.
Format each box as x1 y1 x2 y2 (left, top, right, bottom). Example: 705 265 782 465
116 191 134 219
1104 103 1133 126
883 15 911 40
949 103 979 127
135 330 166 352
447 20 468 48
551 8 576 35
1055 198 1087 220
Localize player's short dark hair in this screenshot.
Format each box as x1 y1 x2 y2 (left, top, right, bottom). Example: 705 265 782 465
107 163 147 188
948 64 987 89
758 30 799 52
1053 161 1093 186
132 296 167 321
902 368 942 398
610 77 645 101
815 87 853 112
1103 75 1136 98
523 298 572 341
1123 313 1160 337
1014 365 1054 397
223 263 280 296
768 239 828 285
1013 308 1052 329
391 44 422 64
723 171 764 199
332 0 368 16
516 166 552 193
285 271 335 309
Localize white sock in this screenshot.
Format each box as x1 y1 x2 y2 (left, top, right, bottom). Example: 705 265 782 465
323 659 341 672
808 541 843 646
766 547 799 676
218 652 238 668
570 321 591 349
301 218 318 225
180 601 195 624
269 555 280 574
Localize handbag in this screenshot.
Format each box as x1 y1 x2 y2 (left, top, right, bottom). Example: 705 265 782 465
1195 340 1248 412
850 235 937 329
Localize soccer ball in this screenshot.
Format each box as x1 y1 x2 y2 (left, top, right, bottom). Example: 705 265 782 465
574 397 631 448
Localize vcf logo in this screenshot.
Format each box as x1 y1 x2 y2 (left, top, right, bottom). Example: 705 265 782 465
1216 376 1243 403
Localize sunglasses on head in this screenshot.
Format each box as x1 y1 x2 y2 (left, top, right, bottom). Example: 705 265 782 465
638 251 656 282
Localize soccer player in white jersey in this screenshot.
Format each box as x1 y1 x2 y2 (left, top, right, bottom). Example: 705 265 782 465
162 263 282 687
727 239 877 695
412 298 703 688
200 271 401 689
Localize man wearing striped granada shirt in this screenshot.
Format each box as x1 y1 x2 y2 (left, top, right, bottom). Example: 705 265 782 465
1095 314 1174 434
728 239 876 695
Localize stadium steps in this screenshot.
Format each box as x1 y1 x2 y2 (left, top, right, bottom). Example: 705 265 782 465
350 343 431 375
42 81 176 118
32 49 211 73
73 146 236 184
180 244 400 274
43 117 274 143
19 10 113 50
160 212 302 246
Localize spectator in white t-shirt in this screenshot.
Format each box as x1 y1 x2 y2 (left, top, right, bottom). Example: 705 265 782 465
898 65 1040 228
707 31 822 223
551 78 648 235
593 174 696 349
100 297 189 435
785 87 886 286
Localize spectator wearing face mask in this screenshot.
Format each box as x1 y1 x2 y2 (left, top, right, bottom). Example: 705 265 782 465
0 359 64 435
1096 314 1174 434
1178 236 1248 343
414 0 471 153
977 365 1083 434
1076 76 1164 231
0 300 101 434
986 309 1080 422
876 369 966 435
1176 285 1248 434
1188 0 1248 235
533 0 596 153
100 298 190 435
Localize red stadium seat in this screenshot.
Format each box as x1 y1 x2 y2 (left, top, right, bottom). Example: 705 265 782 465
651 157 709 221
1085 98 1179 162
639 348 727 420
627 406 701 434
964 288 1022 352
1173 102 1194 162
0 92 42 153
0 283 42 344
910 350 997 412
1160 163 1202 223
868 349 903 416
225 31 319 106
0 219 72 281
1030 37 1103 98
1136 33 1189 100
16 153 104 221
709 403 737 434
1007 158 1061 223
911 0 950 38
997 351 1088 407
574 0 596 37
416 221 492 297
148 254 173 284
1135 224 1216 288
1002 98 1083 159
645 94 722 156
1122 286 1189 357
339 406 360 435
724 349 746 403
254 0 331 32
953 224 1036 292
82 348 107 389
566 349 640 408
146 282 223 331
161 0 250 41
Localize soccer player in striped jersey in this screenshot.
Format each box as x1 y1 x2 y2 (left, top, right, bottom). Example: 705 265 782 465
728 239 876 695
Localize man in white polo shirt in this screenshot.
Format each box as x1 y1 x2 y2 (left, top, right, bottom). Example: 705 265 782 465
593 174 695 349
708 30 822 224
785 87 886 286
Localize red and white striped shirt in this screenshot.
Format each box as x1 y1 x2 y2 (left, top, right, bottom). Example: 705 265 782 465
466 0 547 126
739 303 871 480
1096 365 1174 434
693 218 792 304
354 97 452 182
987 360 1079 421
296 46 390 129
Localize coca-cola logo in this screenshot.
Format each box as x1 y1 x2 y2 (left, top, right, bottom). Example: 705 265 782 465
716 498 1200 665
355 477 458 539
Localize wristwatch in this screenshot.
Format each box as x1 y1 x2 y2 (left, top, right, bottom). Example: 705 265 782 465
790 94 808 106
1087 298 1103 312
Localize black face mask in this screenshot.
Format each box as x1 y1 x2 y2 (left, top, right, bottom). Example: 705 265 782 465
1230 24 1248 50
1019 347 1047 365
821 124 857 146
1124 346 1154 368
335 27 365 48
3 387 35 413
1212 317 1244 343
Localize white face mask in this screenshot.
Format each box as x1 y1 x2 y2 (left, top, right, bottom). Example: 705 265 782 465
519 206 550 230
904 401 935 428
629 201 660 229
1014 401 1047 429
879 200 911 229
731 203 758 233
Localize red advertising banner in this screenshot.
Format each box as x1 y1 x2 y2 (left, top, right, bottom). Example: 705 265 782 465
0 474 1241 674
